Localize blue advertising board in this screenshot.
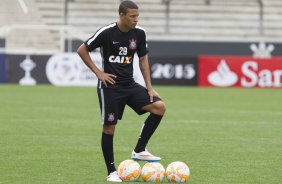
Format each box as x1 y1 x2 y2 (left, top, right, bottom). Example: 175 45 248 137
0 53 6 83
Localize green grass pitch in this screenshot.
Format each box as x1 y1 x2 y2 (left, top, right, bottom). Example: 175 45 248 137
0 85 281 184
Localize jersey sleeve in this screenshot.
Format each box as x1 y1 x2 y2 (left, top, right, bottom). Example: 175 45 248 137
137 30 149 58
84 28 106 52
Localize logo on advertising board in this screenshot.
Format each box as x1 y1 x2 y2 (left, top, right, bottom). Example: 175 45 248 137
199 56 282 88
19 55 37 86
250 42 275 58
6 54 50 84
208 59 238 87
149 56 198 86
46 53 102 86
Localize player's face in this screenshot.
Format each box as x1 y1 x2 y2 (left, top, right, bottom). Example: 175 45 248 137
122 8 139 29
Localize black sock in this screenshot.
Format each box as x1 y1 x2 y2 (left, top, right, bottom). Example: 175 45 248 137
134 113 163 153
101 132 116 175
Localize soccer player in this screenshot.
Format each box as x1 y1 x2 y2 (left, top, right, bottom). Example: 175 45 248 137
77 0 166 182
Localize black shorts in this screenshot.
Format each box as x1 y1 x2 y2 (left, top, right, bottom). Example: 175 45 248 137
97 82 161 125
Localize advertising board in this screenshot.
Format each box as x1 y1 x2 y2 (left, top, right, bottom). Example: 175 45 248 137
0 53 6 83
150 56 198 86
6 53 145 86
199 56 282 88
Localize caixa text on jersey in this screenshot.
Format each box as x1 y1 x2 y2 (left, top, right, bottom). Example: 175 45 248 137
109 56 133 64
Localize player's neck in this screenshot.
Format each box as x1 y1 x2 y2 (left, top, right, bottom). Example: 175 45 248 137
117 21 131 32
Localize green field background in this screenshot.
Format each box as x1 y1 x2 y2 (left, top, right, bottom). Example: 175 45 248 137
0 85 281 184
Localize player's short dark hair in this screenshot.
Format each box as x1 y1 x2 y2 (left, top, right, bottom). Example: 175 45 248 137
119 0 139 14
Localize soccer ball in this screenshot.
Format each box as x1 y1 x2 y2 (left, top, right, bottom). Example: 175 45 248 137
117 160 141 181
141 162 165 182
166 161 190 183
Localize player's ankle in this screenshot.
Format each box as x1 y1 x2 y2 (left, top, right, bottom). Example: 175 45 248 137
134 148 145 153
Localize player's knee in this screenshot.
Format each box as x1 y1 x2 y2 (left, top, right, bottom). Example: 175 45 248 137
154 101 166 116
103 124 116 135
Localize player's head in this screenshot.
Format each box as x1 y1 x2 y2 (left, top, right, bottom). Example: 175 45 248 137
119 0 139 29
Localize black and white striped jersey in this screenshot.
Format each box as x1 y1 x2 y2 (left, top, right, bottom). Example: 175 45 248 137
84 22 148 87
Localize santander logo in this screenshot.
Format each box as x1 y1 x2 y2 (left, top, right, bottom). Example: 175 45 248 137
208 59 238 87
200 56 282 88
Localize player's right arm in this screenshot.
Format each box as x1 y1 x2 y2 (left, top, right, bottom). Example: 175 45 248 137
77 44 116 86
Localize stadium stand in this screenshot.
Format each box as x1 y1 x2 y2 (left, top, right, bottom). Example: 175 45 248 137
167 0 282 41
0 0 61 53
0 0 281 53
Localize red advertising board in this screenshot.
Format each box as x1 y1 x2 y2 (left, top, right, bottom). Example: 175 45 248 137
199 56 282 88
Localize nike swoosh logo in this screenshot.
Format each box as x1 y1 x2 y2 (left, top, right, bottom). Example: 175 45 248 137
113 41 119 44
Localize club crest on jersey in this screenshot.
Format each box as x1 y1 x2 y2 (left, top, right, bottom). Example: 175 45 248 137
107 113 115 122
129 39 137 50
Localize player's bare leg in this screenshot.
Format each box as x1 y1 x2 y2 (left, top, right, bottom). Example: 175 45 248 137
142 101 166 116
132 101 166 162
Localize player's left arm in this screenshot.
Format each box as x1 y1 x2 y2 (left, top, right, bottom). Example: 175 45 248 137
139 55 161 102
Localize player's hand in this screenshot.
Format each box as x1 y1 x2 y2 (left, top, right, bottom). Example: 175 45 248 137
148 89 161 102
96 71 116 87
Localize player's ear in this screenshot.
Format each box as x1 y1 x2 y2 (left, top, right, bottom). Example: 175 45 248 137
119 12 125 18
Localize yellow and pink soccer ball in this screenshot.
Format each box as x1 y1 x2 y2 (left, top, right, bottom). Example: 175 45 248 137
141 162 166 182
117 160 141 181
165 161 190 183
